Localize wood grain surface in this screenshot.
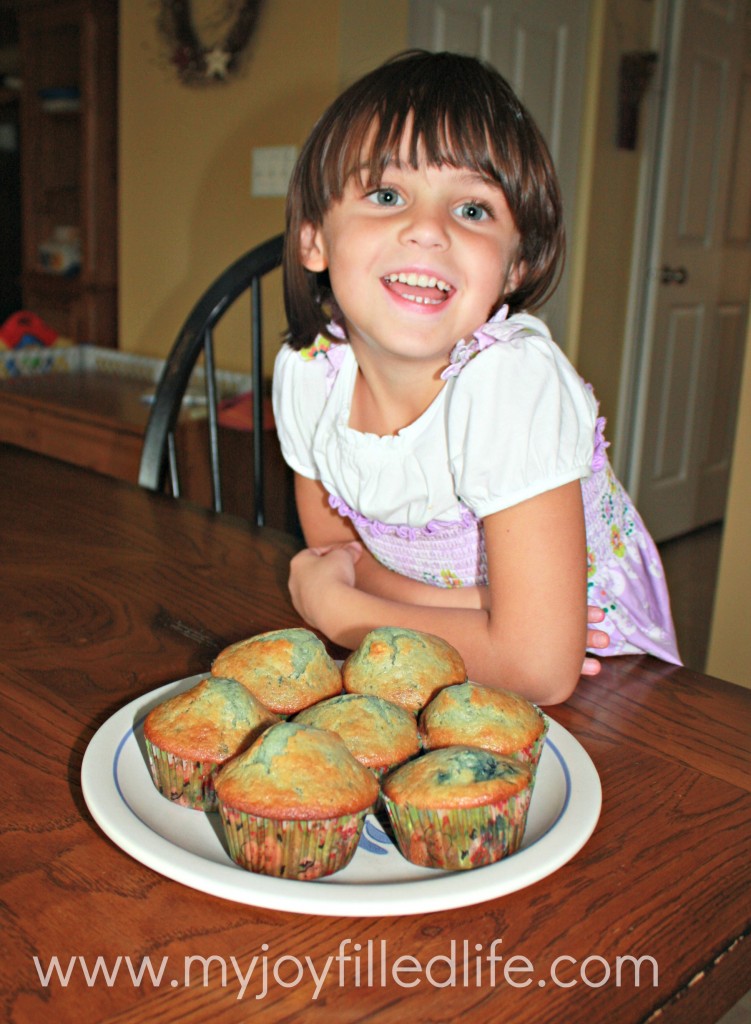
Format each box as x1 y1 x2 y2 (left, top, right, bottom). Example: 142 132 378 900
1 445 749 1024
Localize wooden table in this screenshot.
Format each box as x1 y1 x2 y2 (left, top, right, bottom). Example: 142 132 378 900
1 444 749 1024
0 370 153 479
0 370 297 531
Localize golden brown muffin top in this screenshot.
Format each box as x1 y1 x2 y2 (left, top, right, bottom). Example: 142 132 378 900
215 721 379 819
294 693 420 768
143 677 279 763
211 628 341 715
342 627 466 714
419 682 547 755
382 746 532 810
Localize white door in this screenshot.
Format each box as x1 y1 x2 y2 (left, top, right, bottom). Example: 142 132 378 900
409 0 591 351
626 0 751 541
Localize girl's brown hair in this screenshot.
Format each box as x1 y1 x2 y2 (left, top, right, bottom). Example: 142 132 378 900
283 49 564 348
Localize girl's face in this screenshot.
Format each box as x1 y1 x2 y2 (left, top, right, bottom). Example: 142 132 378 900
300 135 523 373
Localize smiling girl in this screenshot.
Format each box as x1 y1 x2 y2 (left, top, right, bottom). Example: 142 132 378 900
272 50 680 704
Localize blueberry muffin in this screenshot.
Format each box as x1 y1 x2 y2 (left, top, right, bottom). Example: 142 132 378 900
419 682 548 778
211 627 341 715
143 676 279 810
381 745 533 870
215 721 379 879
342 627 466 714
294 693 420 778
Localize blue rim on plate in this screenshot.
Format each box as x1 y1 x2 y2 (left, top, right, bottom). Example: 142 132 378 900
82 675 601 917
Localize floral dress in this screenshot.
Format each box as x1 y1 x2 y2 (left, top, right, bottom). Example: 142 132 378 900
273 308 681 665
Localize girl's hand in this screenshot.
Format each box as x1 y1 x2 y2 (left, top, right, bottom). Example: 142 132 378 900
288 542 363 630
583 605 609 677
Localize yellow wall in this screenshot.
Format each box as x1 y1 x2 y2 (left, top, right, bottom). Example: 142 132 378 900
706 311 751 688
118 0 408 375
574 0 655 429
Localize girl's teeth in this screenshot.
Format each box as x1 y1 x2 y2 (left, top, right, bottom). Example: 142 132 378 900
386 273 450 292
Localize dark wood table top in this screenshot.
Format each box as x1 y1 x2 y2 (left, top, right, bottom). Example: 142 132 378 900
2 444 750 1024
0 368 154 431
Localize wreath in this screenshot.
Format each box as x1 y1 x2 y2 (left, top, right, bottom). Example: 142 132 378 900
157 0 264 85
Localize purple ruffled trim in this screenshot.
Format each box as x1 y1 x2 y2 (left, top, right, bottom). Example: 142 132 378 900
322 322 347 395
327 319 347 340
591 416 609 472
322 344 346 395
583 382 610 472
328 493 477 539
440 305 535 380
297 322 348 395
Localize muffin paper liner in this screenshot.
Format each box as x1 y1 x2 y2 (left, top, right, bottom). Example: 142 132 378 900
145 740 220 812
218 805 368 879
382 789 532 870
516 710 550 781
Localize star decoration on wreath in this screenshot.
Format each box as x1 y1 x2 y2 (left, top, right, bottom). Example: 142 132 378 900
157 0 264 85
205 47 231 79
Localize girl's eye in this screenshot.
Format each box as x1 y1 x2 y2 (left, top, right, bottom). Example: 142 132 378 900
367 188 404 207
455 201 492 221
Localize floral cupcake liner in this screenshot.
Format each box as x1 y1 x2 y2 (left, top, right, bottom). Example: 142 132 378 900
512 709 550 780
218 805 368 880
382 789 532 870
145 739 221 811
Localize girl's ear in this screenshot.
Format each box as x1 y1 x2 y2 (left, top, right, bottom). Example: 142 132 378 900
505 257 527 295
299 221 328 272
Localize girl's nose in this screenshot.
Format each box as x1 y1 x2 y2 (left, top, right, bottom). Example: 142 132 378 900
398 203 450 249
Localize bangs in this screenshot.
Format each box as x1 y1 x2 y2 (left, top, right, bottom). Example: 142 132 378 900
301 51 528 219
328 104 508 195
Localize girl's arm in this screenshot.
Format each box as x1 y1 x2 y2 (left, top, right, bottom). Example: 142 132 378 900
290 476 588 704
295 476 609 659
295 475 490 609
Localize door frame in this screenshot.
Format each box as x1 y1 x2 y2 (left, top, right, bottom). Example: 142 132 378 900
611 0 674 484
614 0 749 513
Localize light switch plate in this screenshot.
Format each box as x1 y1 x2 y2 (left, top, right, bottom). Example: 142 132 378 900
251 145 298 197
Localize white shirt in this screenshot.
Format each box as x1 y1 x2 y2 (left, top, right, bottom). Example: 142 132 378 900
272 312 596 529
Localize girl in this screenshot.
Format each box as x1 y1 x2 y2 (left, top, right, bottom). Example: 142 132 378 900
272 50 680 704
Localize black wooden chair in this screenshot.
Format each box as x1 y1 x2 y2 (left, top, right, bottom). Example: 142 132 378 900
138 234 285 526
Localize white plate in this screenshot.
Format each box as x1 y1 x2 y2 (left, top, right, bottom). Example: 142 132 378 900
81 676 601 917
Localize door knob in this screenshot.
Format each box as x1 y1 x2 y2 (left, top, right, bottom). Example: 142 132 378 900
660 265 688 284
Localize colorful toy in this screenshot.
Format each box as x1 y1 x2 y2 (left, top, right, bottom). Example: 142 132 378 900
0 311 59 349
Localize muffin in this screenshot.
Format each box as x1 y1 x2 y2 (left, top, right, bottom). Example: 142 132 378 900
342 627 466 715
419 682 549 778
215 721 379 879
143 676 279 811
294 693 420 778
211 627 341 716
381 746 533 870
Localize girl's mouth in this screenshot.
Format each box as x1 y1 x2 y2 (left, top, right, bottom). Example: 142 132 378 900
383 272 453 306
